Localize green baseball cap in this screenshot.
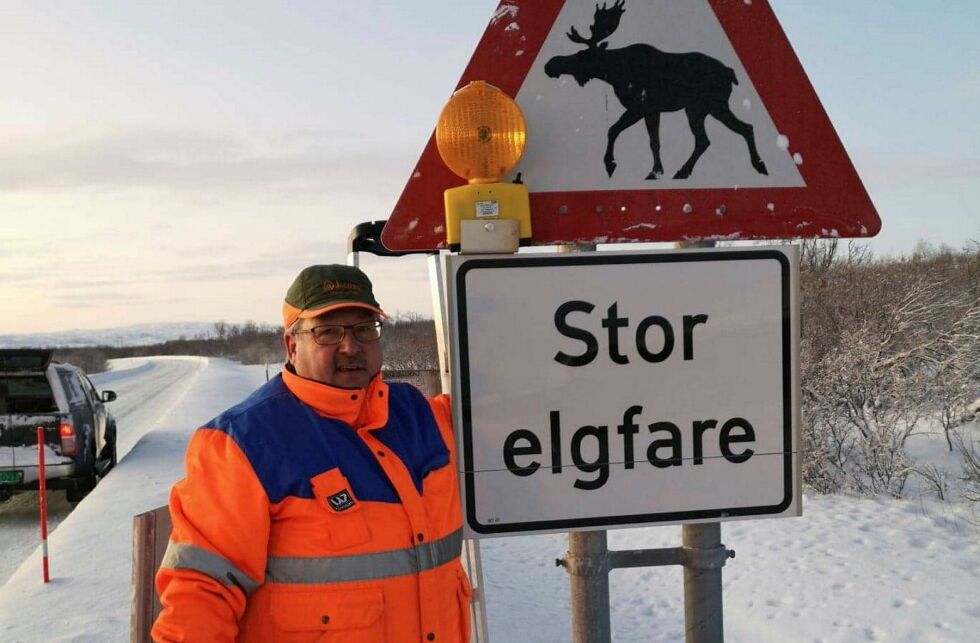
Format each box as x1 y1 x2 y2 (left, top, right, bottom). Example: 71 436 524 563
282 264 386 328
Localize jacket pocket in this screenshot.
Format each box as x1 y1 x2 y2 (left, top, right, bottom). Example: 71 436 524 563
310 468 372 550
269 586 385 642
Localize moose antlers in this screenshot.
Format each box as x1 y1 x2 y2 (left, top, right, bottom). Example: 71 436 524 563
567 0 626 48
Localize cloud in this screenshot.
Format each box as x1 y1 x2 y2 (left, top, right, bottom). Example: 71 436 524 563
2 260 145 290
0 236 73 258
55 290 146 309
150 240 349 281
918 158 980 181
152 263 292 282
53 278 132 289
0 128 414 195
0 238 349 314
857 155 980 189
0 271 49 286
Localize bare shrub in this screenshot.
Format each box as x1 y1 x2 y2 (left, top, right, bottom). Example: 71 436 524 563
36 315 441 376
799 240 979 497
52 347 109 374
956 430 980 504
382 313 438 371
802 320 923 497
915 462 951 501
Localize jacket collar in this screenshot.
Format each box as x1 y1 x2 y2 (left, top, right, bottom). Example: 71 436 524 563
281 365 389 430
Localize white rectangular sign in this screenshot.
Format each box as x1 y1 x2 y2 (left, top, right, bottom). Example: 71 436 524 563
448 247 801 538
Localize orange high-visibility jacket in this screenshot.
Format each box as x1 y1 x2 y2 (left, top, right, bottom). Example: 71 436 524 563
152 368 470 643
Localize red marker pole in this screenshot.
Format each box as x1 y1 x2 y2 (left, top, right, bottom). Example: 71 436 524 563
37 427 50 583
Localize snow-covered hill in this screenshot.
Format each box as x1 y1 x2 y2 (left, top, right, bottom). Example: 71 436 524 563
0 357 977 642
0 322 217 348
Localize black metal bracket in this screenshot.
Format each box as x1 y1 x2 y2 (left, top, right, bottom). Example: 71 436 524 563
557 544 734 574
347 220 426 257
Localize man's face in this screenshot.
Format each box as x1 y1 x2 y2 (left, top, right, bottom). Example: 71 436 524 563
284 307 383 389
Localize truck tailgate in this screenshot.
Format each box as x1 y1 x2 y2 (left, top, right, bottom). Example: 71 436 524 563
0 414 71 469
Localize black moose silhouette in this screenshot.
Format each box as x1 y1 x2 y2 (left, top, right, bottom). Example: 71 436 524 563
544 0 768 180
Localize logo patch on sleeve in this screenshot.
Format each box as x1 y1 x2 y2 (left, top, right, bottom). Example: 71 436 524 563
327 489 356 512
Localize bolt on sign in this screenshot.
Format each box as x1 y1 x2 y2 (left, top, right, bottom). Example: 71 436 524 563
447 247 801 537
384 0 881 251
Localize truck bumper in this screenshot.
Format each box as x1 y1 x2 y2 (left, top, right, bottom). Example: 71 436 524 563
0 463 83 495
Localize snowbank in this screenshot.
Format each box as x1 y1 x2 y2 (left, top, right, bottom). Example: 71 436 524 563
0 357 264 642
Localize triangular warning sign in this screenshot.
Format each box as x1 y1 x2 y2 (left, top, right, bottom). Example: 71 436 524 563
383 0 880 251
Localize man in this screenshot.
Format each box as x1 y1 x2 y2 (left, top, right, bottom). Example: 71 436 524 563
153 264 470 643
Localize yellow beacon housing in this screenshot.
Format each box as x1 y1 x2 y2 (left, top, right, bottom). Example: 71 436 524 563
436 81 530 251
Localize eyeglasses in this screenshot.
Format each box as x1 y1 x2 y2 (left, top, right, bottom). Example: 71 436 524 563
292 320 383 346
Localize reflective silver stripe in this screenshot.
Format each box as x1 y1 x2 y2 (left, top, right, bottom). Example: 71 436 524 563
161 542 261 597
266 528 463 585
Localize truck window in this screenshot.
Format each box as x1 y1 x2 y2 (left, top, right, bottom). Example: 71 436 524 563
58 372 85 405
78 374 99 405
0 375 59 414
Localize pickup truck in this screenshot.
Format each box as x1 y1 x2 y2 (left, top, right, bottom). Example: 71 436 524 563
0 349 117 503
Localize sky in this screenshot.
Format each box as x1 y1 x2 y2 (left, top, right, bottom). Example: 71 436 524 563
0 0 977 335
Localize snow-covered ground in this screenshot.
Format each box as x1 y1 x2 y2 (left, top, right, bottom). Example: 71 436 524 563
1 357 978 642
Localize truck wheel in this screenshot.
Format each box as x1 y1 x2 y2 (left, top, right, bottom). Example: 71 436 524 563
96 436 117 477
66 439 98 504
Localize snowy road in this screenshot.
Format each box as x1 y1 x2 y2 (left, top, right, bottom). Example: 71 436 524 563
92 358 207 457
0 357 206 587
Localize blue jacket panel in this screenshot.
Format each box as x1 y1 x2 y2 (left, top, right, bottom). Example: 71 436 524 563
203 376 450 505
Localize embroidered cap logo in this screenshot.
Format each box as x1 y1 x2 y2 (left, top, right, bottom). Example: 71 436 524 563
322 280 362 295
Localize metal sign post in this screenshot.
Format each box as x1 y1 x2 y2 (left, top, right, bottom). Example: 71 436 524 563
555 243 612 643
556 241 730 643
558 525 734 643
683 523 725 642
429 252 491 643
448 245 800 643
379 4 874 633
449 249 800 531
675 241 724 643
345 231 492 643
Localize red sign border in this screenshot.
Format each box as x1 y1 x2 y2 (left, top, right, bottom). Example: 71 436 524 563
383 0 880 251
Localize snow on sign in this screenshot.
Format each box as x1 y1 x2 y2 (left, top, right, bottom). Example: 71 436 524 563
383 0 881 251
447 247 802 537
